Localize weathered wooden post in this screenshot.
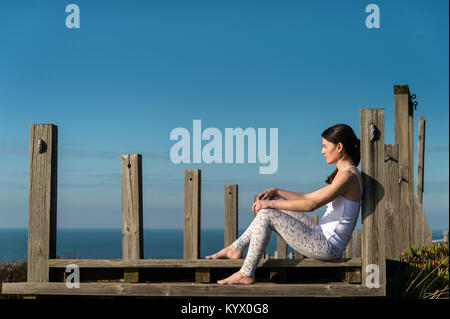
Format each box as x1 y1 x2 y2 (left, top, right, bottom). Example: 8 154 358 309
384 143 400 259
276 234 287 259
353 230 361 258
224 184 238 247
394 85 415 251
184 169 201 259
121 154 143 282
27 124 58 283
361 108 386 293
415 116 426 247
345 234 353 258
416 116 426 206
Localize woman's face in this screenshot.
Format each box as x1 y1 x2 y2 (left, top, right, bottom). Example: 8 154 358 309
321 138 341 164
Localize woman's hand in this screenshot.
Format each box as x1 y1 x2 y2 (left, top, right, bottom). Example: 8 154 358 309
257 187 278 200
252 198 272 215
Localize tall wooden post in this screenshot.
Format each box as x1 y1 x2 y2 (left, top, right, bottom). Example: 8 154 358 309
121 154 143 282
414 116 426 247
394 85 415 250
224 184 238 247
353 230 361 258
416 116 426 205
184 169 201 259
361 108 386 292
27 124 58 283
384 144 400 259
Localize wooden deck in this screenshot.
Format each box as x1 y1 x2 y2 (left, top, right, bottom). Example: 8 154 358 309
1 282 385 298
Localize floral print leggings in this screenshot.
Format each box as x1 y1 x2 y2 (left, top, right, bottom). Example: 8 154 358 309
232 198 343 277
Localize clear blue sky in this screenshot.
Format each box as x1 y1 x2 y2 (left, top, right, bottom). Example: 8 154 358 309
0 0 448 230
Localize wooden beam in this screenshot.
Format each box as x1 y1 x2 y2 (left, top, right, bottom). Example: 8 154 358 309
48 258 362 268
224 184 238 247
184 169 201 259
1 282 385 297
27 124 58 282
360 108 386 293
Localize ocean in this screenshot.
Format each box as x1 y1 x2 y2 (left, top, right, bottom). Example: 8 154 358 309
0 228 447 262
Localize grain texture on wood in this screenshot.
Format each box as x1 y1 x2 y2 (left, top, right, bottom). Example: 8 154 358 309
360 108 386 292
224 184 238 247
121 154 143 260
48 258 362 268
384 144 401 259
184 169 201 259
27 124 58 282
1 282 385 297
394 85 414 250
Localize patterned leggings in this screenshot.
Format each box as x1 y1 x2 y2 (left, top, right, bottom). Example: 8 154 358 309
232 198 343 277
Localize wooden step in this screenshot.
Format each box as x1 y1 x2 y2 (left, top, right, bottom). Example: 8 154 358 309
1 282 384 297
48 258 361 269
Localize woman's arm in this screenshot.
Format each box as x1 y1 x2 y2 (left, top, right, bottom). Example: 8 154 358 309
275 188 309 201
253 170 354 214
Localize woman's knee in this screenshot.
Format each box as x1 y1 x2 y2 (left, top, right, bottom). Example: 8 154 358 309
256 208 281 219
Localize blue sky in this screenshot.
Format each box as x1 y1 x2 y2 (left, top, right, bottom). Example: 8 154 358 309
0 0 448 230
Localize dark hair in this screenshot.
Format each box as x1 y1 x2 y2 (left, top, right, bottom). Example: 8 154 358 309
321 124 360 184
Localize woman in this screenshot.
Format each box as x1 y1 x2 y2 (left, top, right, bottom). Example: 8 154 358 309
206 124 363 285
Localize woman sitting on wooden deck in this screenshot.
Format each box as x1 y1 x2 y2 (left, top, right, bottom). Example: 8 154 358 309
206 123 363 285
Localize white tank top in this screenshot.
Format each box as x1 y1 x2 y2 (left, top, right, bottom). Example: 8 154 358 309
316 166 363 251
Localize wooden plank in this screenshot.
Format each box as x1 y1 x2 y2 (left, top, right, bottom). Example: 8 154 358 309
48 258 362 268
360 108 386 292
184 169 201 259
1 282 385 297
394 85 414 250
121 154 144 260
224 184 238 247
27 124 58 282
384 144 401 259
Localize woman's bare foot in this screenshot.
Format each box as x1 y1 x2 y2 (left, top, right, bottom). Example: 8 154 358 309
217 270 255 285
205 244 243 259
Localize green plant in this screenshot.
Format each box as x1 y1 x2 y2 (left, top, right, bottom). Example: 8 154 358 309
400 243 449 299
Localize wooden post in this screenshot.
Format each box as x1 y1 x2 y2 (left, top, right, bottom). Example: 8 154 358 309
121 154 143 283
361 108 386 292
394 85 415 250
276 235 287 259
27 124 58 283
443 231 449 244
414 116 426 248
384 144 400 259
353 230 361 258
224 184 238 247
416 116 426 205
184 169 201 259
345 235 353 258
